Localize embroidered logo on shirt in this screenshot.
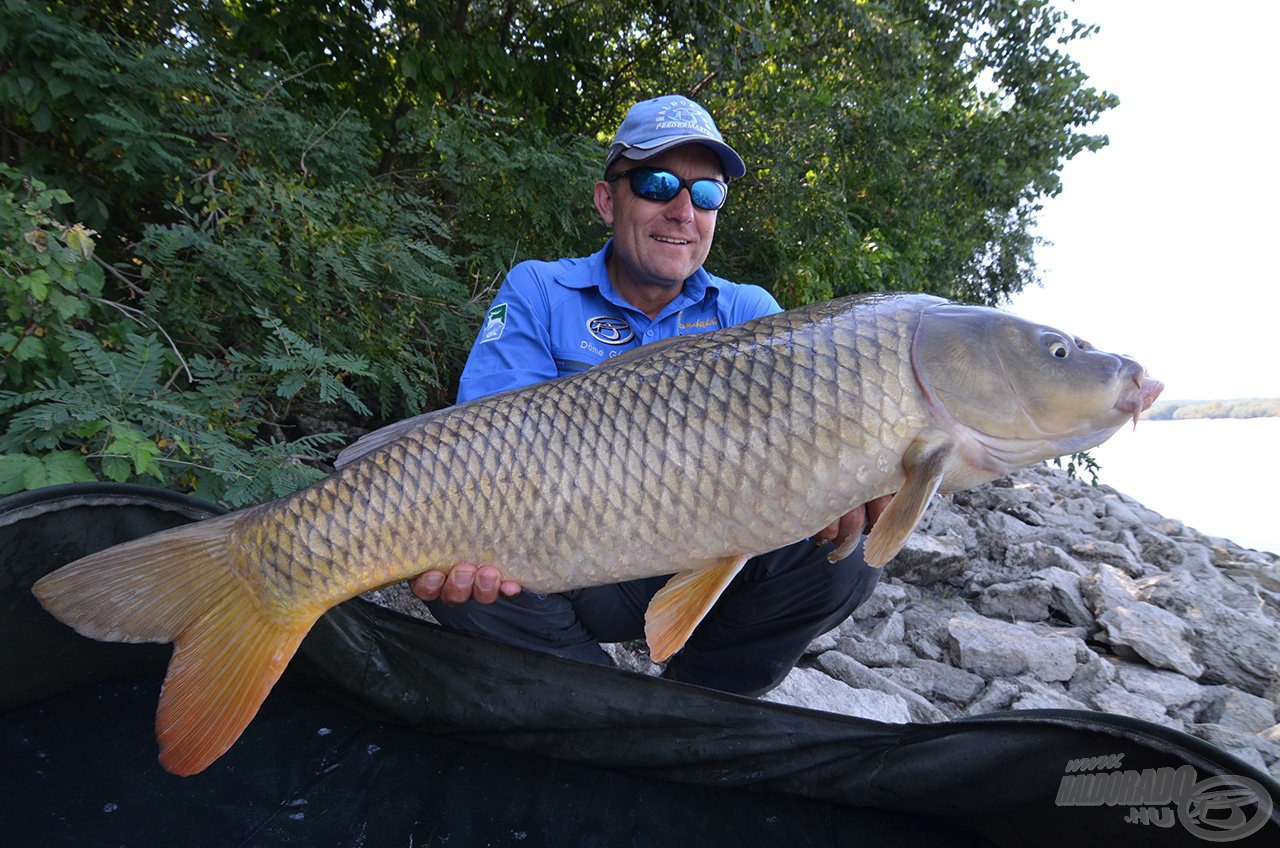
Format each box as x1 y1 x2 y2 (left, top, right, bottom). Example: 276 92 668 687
586 315 635 345
678 315 719 332
478 302 508 344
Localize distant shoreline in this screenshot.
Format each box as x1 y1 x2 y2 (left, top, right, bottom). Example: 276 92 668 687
1143 398 1280 421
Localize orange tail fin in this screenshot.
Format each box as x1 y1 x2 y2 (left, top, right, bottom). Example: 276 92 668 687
32 513 319 776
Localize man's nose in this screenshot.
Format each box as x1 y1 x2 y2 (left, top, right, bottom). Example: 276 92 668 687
663 186 696 221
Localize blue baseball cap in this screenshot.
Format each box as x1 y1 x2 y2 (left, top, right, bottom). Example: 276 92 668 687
604 95 746 180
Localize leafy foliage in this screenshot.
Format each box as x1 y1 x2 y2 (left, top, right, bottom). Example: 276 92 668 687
0 328 340 505
1 0 1116 505
0 164 105 387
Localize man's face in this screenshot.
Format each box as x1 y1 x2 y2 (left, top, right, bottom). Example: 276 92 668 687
594 144 723 294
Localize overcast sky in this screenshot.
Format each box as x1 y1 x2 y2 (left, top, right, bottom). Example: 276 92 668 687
1005 0 1279 401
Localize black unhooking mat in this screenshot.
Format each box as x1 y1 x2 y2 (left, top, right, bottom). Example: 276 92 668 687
2 483 1277 847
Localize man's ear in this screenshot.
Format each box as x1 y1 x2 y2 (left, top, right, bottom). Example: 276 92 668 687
593 180 615 226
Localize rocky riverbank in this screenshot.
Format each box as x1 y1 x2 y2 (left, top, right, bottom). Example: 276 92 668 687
367 464 1280 777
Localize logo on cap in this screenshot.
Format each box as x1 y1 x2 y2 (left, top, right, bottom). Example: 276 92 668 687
655 100 714 137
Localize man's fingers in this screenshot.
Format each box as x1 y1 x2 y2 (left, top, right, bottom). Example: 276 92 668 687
838 506 867 540
813 520 838 544
472 566 500 604
440 564 476 604
410 568 447 601
409 563 523 604
865 494 895 531
816 503 868 545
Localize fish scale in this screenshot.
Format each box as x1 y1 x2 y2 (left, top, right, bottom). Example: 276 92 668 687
33 291 1162 775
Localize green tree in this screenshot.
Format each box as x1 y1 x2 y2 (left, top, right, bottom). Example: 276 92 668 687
1 0 1116 504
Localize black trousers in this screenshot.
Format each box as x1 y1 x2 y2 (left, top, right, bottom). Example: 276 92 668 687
425 538 882 697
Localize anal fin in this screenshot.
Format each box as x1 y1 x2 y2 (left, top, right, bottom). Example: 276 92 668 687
158 602 317 776
644 554 750 663
863 439 954 567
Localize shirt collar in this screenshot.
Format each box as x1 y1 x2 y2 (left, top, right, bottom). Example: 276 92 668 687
556 239 716 310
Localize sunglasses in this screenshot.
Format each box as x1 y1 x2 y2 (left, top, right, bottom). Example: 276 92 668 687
607 168 729 211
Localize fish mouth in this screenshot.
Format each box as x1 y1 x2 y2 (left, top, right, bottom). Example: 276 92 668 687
1115 373 1164 427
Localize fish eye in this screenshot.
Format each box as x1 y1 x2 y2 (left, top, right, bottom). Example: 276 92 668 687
1048 340 1069 358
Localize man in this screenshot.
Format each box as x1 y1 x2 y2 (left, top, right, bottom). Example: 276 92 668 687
410 95 888 696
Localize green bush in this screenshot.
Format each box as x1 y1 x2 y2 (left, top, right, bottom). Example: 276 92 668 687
1 0 1116 506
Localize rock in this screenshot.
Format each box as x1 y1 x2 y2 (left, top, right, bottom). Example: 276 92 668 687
946 614 1080 682
1229 747 1270 774
817 652 948 723
361 583 432 621
1144 590 1280 698
887 533 970 586
1198 687 1278 734
965 679 1023 715
1080 563 1139 615
879 659 985 706
847 581 913 621
1004 542 1089 577
762 667 911 723
1114 663 1206 711
1125 521 1188 569
901 606 952 662
834 635 906 668
1089 684 1175 727
1040 567 1095 628
1185 723 1280 771
600 642 662 676
871 610 906 643
1012 679 1091 711
1071 540 1150 577
1096 602 1205 678
975 579 1052 622
1066 651 1118 701
804 630 841 656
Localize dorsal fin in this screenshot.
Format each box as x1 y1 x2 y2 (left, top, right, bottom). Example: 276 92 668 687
334 410 445 469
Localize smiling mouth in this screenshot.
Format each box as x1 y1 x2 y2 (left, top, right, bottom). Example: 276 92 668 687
652 235 690 245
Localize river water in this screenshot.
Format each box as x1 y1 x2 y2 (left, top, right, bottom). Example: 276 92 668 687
1083 416 1279 556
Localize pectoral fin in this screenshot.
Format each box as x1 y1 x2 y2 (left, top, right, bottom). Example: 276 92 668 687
644 554 750 662
863 439 954 567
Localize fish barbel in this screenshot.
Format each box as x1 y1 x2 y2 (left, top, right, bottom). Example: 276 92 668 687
33 292 1162 775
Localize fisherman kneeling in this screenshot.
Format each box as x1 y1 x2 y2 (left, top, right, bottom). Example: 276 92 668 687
408 96 891 696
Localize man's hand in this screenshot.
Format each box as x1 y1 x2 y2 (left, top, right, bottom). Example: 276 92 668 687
410 563 523 605
813 494 896 561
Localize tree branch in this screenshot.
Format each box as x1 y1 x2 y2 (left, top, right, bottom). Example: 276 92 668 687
89 296 194 384
300 107 353 178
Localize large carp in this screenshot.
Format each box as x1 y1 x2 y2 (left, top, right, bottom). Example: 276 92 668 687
33 292 1162 775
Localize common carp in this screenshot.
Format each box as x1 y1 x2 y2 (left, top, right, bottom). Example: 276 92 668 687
33 292 1162 776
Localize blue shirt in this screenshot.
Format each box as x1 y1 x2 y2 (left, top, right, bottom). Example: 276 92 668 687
458 241 782 402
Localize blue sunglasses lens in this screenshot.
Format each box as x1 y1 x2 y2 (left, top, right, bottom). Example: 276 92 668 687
631 169 681 201
688 179 727 210
626 169 727 210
